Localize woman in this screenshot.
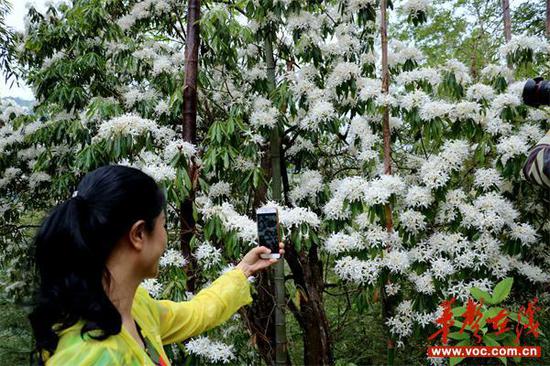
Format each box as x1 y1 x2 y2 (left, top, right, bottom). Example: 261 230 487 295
29 165 284 365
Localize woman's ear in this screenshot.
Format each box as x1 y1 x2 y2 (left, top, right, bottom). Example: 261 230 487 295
128 220 147 251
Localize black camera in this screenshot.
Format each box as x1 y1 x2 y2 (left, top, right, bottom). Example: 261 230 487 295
522 77 550 107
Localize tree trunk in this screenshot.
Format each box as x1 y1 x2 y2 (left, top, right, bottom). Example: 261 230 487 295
546 0 550 39
380 0 396 365
501 0 512 43
284 242 334 365
180 0 201 292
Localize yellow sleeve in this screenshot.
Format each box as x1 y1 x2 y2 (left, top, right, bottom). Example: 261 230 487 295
155 267 253 345
45 341 126 366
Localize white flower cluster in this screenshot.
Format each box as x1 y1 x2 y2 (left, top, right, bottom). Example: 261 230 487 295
399 209 426 235
95 113 157 140
208 181 232 199
326 62 361 90
442 59 471 85
289 170 323 203
400 0 429 14
123 150 176 182
185 336 235 364
117 0 174 30
164 139 197 162
496 135 529 165
460 192 519 233
508 223 539 246
159 248 187 267
300 100 335 131
473 168 503 191
384 249 411 274
385 282 401 296
481 64 513 81
141 278 163 297
419 100 453 121
446 279 493 302
396 68 441 88
324 231 364 255
420 140 471 189
250 97 278 129
334 256 382 285
405 185 433 208
408 272 435 294
398 90 430 111
499 35 546 58
358 78 381 101
466 83 495 101
194 242 222 270
491 93 521 114
28 172 51 190
279 206 321 229
197 198 257 243
388 44 425 68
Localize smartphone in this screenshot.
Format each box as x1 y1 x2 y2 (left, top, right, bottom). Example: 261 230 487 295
256 207 281 259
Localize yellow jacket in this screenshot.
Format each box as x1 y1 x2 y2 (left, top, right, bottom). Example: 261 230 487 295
43 268 252 365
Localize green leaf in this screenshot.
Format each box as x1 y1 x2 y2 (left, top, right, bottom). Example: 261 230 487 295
491 278 513 304
448 331 470 340
470 287 493 304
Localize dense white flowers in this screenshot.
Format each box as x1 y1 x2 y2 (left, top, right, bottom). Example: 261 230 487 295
164 139 197 161
400 0 429 14
324 231 363 254
250 97 278 129
290 170 323 203
499 35 546 58
399 209 426 234
473 168 503 191
466 83 495 101
197 199 257 243
141 278 163 297
185 336 235 364
442 59 471 85
194 242 222 269
509 223 538 246
397 68 440 87
419 101 453 121
279 206 321 228
95 114 158 140
384 250 411 274
420 140 471 189
334 256 382 285
460 192 519 233
208 181 232 198
326 62 361 90
491 93 521 114
159 248 187 267
496 135 529 164
405 185 433 208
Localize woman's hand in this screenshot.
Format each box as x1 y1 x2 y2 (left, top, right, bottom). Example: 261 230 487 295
236 243 285 277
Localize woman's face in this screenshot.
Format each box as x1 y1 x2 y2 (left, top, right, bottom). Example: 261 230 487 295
142 211 168 278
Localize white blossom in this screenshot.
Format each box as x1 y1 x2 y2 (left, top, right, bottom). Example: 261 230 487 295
473 168 503 191
334 256 382 285
496 135 529 165
185 336 235 364
159 248 187 267
141 278 163 298
324 231 364 255
194 242 222 269
209 181 232 199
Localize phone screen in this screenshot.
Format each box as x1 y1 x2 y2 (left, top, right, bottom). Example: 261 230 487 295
257 210 279 254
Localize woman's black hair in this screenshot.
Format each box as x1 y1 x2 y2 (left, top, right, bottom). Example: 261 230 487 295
28 165 166 364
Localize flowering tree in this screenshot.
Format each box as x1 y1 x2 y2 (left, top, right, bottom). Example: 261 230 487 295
1 0 550 365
